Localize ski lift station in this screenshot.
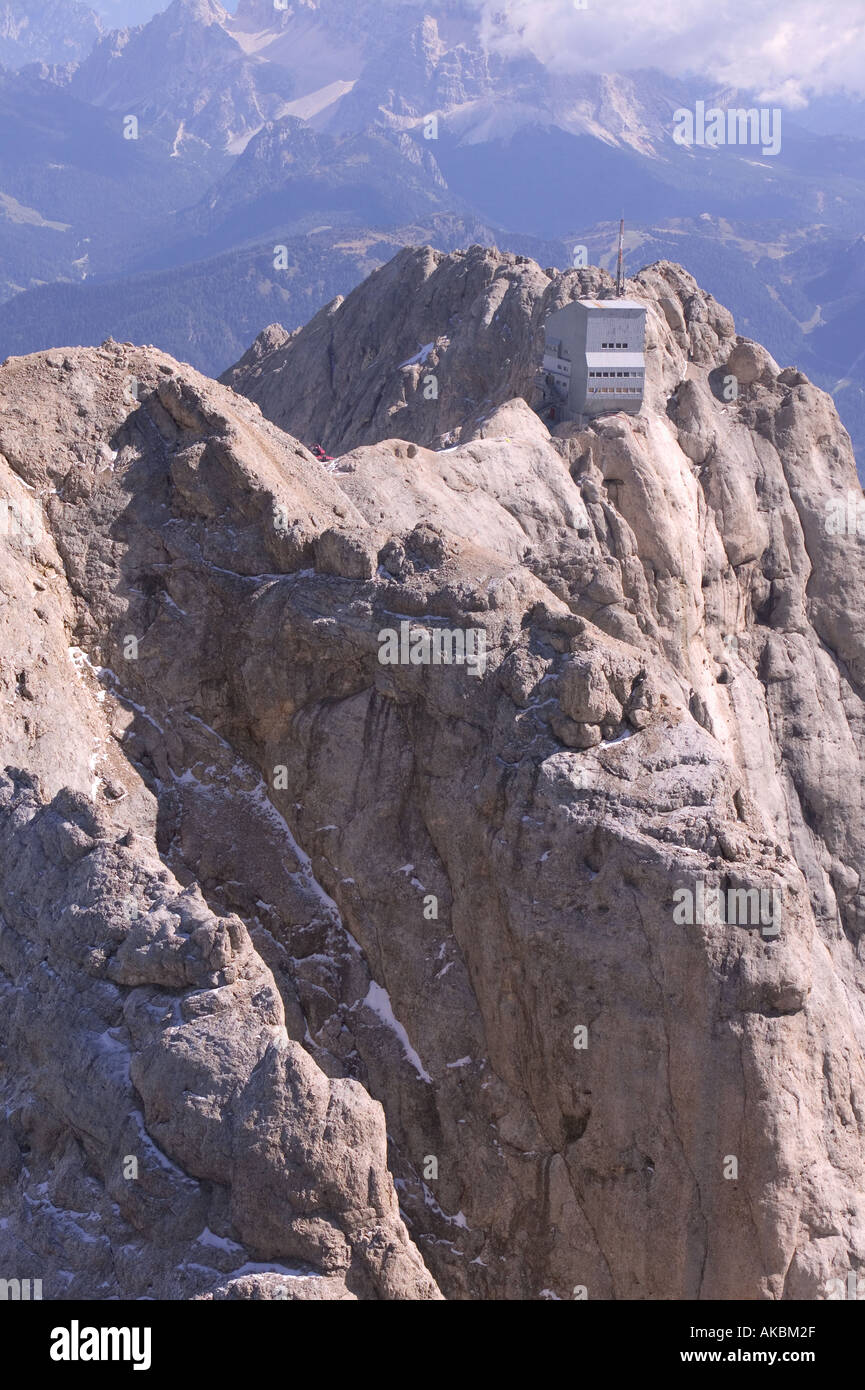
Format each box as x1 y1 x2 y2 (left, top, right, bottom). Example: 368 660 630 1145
538 297 647 423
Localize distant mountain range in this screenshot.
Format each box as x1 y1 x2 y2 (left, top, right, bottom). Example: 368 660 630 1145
68 0 294 155
0 0 175 64
0 0 103 65
0 0 862 468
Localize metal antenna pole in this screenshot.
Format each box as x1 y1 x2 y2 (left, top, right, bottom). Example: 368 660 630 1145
616 216 624 296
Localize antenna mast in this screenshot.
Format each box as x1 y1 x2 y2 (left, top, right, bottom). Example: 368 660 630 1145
616 215 625 296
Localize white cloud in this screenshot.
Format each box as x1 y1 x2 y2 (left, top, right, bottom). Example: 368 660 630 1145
475 0 865 104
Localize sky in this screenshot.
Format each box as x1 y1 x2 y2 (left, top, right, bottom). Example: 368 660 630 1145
92 0 175 20
91 0 238 20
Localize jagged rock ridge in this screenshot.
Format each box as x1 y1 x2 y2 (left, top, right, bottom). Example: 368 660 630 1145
1 246 864 1299
0 0 103 67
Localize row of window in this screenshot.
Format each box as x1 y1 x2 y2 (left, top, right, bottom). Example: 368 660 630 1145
588 370 644 379
588 386 643 394
599 341 630 348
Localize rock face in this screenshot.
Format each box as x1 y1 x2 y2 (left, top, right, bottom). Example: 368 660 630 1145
0 0 102 68
2 246 865 1300
226 0 697 157
0 344 439 1301
69 0 296 155
218 244 731 454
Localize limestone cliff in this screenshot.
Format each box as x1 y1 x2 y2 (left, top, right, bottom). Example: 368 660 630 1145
1 246 864 1299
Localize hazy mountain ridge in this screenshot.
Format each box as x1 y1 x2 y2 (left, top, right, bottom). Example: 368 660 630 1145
136 115 460 269
0 0 103 67
69 0 296 154
0 214 507 372
0 0 863 467
0 62 224 301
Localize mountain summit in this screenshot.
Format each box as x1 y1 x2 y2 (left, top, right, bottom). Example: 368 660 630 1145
69 0 296 154
0 0 103 65
1 247 863 1299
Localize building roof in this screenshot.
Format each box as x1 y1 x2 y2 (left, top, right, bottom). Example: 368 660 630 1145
585 352 646 369
578 298 645 311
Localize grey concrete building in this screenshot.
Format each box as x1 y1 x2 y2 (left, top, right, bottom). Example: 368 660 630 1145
537 297 647 423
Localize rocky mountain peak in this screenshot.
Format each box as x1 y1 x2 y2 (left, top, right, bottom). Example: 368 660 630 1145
69 0 295 153
220 244 735 454
1 247 864 1301
170 0 229 24
0 0 103 66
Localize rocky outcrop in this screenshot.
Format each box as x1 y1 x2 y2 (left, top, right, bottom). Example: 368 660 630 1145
218 244 736 454
0 342 439 1300
0 775 437 1301
2 245 865 1300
